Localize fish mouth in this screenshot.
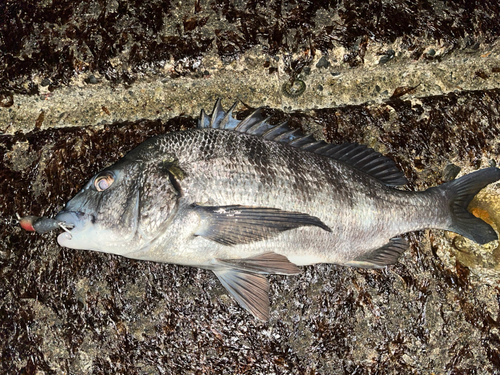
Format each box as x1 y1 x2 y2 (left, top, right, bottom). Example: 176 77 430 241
54 191 141 252
54 210 96 249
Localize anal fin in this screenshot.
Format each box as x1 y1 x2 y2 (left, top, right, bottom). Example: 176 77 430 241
345 237 408 269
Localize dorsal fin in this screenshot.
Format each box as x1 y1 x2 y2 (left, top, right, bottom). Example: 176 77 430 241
320 143 408 186
197 100 407 186
198 99 240 130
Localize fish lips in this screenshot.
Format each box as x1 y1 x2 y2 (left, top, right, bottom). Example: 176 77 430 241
55 210 95 250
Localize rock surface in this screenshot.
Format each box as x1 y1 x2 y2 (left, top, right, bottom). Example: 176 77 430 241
1 1 500 373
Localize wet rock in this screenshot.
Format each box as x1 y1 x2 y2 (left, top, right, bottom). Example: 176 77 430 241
316 56 331 69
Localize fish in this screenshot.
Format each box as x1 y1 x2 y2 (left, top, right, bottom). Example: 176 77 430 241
23 99 500 320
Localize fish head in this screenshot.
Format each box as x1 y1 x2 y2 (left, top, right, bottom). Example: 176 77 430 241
55 150 181 255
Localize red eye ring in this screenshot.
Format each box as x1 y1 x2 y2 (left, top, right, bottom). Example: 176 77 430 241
94 172 115 192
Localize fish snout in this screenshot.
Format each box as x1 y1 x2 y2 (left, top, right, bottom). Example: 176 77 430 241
55 210 91 225
54 210 95 247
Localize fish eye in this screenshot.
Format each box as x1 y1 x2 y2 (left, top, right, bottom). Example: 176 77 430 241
94 171 115 192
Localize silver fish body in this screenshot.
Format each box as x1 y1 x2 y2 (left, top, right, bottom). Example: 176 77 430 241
101 129 437 265
53 100 500 319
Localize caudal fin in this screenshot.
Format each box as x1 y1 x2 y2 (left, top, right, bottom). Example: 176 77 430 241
439 167 500 244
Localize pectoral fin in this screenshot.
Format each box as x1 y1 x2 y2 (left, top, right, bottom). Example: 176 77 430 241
193 204 331 245
212 253 301 320
345 237 408 269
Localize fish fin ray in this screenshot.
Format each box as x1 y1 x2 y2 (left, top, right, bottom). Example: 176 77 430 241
210 98 225 128
213 267 270 321
246 116 274 136
345 237 408 268
436 167 500 244
219 101 240 129
216 252 300 275
192 204 331 245
273 127 302 142
289 135 316 147
198 109 209 128
234 108 268 132
262 123 289 139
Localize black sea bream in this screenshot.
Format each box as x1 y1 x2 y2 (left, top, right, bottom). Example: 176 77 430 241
23 100 500 320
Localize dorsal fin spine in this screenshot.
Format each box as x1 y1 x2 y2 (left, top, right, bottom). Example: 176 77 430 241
274 127 300 142
247 117 273 136
233 108 264 132
198 109 208 128
262 123 290 139
210 99 224 128
220 101 239 129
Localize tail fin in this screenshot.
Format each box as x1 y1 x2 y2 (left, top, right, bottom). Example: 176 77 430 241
439 167 500 244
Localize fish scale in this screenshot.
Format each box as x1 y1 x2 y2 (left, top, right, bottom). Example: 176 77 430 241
22 100 500 320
